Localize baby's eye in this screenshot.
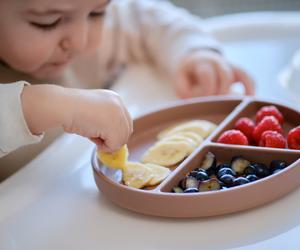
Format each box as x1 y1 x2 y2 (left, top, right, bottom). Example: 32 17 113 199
30 19 61 31
89 11 106 18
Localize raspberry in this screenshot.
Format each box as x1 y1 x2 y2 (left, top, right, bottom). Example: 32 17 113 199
255 105 284 124
217 129 249 145
287 125 300 149
253 116 283 144
259 130 286 148
234 117 255 143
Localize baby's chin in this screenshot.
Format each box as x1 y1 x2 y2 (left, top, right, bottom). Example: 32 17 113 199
30 62 69 80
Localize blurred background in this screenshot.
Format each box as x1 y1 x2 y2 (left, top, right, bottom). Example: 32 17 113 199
170 0 300 17
113 0 300 118
163 0 300 109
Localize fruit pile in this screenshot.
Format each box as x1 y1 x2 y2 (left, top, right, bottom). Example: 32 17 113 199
217 105 300 149
97 119 217 189
172 152 288 193
142 120 217 167
98 145 171 189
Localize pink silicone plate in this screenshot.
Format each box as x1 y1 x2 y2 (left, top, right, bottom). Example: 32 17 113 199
92 97 300 218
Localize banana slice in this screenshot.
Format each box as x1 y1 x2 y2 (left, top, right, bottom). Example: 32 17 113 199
159 134 198 149
142 141 192 167
123 162 153 188
97 145 128 170
176 131 204 145
158 120 217 139
145 163 171 186
161 131 203 147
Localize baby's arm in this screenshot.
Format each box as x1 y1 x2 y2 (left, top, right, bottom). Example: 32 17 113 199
0 82 132 157
105 0 219 72
103 0 254 97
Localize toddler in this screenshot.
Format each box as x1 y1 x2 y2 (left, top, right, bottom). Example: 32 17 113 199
0 0 254 160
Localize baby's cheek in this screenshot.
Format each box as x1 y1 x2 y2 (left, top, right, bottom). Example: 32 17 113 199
87 25 103 52
10 38 55 72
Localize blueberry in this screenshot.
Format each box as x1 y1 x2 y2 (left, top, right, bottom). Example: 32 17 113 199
270 160 287 172
207 163 228 177
251 163 270 178
244 165 256 175
188 170 199 178
233 177 250 186
194 168 207 173
218 163 231 170
206 167 217 177
219 174 235 187
184 188 198 193
231 156 250 176
195 171 209 181
217 167 236 178
246 174 258 182
172 187 184 193
199 178 221 192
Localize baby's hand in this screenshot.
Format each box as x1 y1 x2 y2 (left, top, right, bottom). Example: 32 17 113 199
22 85 132 153
63 89 133 153
173 50 255 98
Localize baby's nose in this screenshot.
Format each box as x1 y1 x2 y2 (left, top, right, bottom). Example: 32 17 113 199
63 22 88 54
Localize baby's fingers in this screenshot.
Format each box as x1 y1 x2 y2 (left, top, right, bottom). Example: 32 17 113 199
173 69 192 99
214 61 234 95
90 137 112 153
232 65 255 95
193 63 217 96
92 132 124 153
174 63 217 98
120 100 133 135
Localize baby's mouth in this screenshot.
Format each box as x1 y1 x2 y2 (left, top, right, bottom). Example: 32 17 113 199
52 60 69 67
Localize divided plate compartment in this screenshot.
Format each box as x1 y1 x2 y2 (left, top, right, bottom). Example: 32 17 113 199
92 97 300 217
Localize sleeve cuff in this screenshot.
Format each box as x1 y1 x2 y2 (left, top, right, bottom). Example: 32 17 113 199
167 33 222 73
0 81 44 156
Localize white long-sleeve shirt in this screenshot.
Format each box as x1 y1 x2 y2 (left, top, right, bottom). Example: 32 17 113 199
0 0 220 159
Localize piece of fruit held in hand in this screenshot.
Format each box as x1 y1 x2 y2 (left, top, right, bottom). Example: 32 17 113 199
97 145 128 170
287 125 300 149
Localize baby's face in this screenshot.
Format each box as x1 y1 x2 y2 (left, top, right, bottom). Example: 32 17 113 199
0 0 110 79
